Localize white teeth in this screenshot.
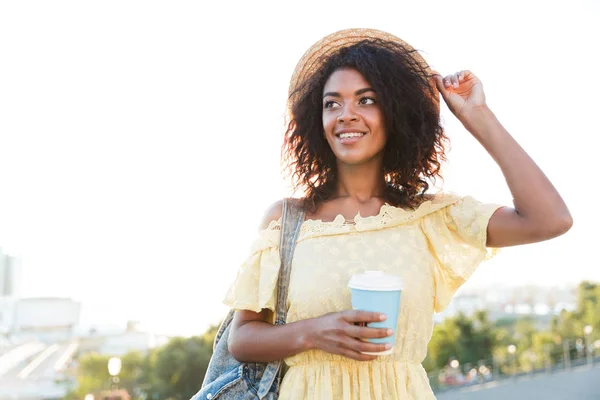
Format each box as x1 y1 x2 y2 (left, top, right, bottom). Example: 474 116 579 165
339 132 364 139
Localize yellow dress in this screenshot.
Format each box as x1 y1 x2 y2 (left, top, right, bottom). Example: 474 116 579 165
224 193 502 399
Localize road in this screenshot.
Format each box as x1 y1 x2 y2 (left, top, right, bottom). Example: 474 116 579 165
436 364 600 400
0 341 77 400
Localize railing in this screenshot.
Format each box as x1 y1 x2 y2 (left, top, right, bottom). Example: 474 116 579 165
429 342 599 393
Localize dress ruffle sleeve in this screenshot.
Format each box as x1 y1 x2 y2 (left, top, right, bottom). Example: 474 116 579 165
421 196 503 313
223 220 282 313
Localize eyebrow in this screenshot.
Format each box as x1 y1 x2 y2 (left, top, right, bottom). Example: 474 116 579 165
323 87 376 98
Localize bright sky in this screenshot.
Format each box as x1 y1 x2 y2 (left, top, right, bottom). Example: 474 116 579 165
0 0 598 337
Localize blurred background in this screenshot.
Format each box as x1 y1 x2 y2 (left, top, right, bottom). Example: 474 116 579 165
1 0 598 399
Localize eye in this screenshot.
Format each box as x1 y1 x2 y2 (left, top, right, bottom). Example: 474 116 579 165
359 96 376 105
324 100 339 109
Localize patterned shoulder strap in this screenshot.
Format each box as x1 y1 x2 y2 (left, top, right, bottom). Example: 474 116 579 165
273 198 305 326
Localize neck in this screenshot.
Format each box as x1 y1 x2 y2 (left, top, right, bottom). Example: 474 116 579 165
334 160 387 204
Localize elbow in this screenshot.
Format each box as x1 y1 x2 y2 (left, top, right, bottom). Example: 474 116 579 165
559 213 574 234
553 212 573 236
227 332 246 362
228 327 258 363
539 212 573 240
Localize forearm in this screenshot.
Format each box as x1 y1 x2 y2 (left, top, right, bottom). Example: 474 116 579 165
229 318 314 363
462 106 572 230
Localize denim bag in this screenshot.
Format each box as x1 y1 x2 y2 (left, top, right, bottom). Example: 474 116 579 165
191 199 305 400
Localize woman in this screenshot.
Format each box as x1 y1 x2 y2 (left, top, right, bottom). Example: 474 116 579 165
224 29 572 399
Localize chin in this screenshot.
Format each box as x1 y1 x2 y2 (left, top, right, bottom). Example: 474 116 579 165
334 151 382 166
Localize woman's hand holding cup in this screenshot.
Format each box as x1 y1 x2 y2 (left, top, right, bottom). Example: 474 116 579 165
303 310 394 361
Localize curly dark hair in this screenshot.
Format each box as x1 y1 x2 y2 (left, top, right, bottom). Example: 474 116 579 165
283 38 447 212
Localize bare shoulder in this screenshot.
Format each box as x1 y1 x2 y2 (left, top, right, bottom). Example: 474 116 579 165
259 200 284 230
258 198 305 230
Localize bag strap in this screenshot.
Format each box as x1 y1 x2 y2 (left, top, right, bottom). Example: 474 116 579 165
274 198 305 325
257 198 304 399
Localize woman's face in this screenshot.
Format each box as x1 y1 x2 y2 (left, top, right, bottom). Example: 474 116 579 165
322 68 387 167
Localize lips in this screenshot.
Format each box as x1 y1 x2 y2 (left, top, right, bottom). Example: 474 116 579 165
335 131 367 145
335 129 367 137
337 132 366 139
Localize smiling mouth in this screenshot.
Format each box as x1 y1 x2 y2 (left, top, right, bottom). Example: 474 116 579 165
335 132 367 139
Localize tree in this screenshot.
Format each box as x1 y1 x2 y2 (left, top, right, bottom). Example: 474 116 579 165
471 311 495 363
530 331 559 367
551 282 599 339
64 351 145 399
425 312 496 372
426 317 459 371
514 317 537 351
576 281 600 336
140 325 219 400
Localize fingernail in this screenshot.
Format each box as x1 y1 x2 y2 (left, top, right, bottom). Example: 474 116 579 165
453 82 458 88
380 314 387 321
387 329 394 336
385 343 392 349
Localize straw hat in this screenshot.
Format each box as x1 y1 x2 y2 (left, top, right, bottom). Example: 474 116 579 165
288 28 439 112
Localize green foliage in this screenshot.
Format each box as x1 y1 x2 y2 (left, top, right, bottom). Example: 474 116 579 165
64 351 145 399
426 281 600 376
66 325 219 400
556 282 600 339
425 317 459 371
142 335 213 400
425 311 496 372
136 325 218 399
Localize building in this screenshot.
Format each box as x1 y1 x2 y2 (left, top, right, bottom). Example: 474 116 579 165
0 249 23 336
0 297 81 342
97 320 164 356
0 248 22 298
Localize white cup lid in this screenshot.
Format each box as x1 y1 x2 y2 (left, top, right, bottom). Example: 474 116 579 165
348 270 404 291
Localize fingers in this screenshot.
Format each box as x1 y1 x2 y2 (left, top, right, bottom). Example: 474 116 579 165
354 339 391 355
339 337 391 361
342 310 387 323
342 310 393 339
437 70 472 90
317 311 395 361
434 74 450 100
445 73 459 89
433 73 445 92
452 73 460 88
339 347 378 362
347 324 393 339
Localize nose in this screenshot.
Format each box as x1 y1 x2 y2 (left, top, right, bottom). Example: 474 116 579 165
337 104 359 123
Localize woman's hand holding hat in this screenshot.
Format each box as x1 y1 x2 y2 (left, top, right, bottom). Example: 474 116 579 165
434 70 487 123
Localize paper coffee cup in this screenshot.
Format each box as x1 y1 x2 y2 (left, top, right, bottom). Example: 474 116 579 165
348 270 403 355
